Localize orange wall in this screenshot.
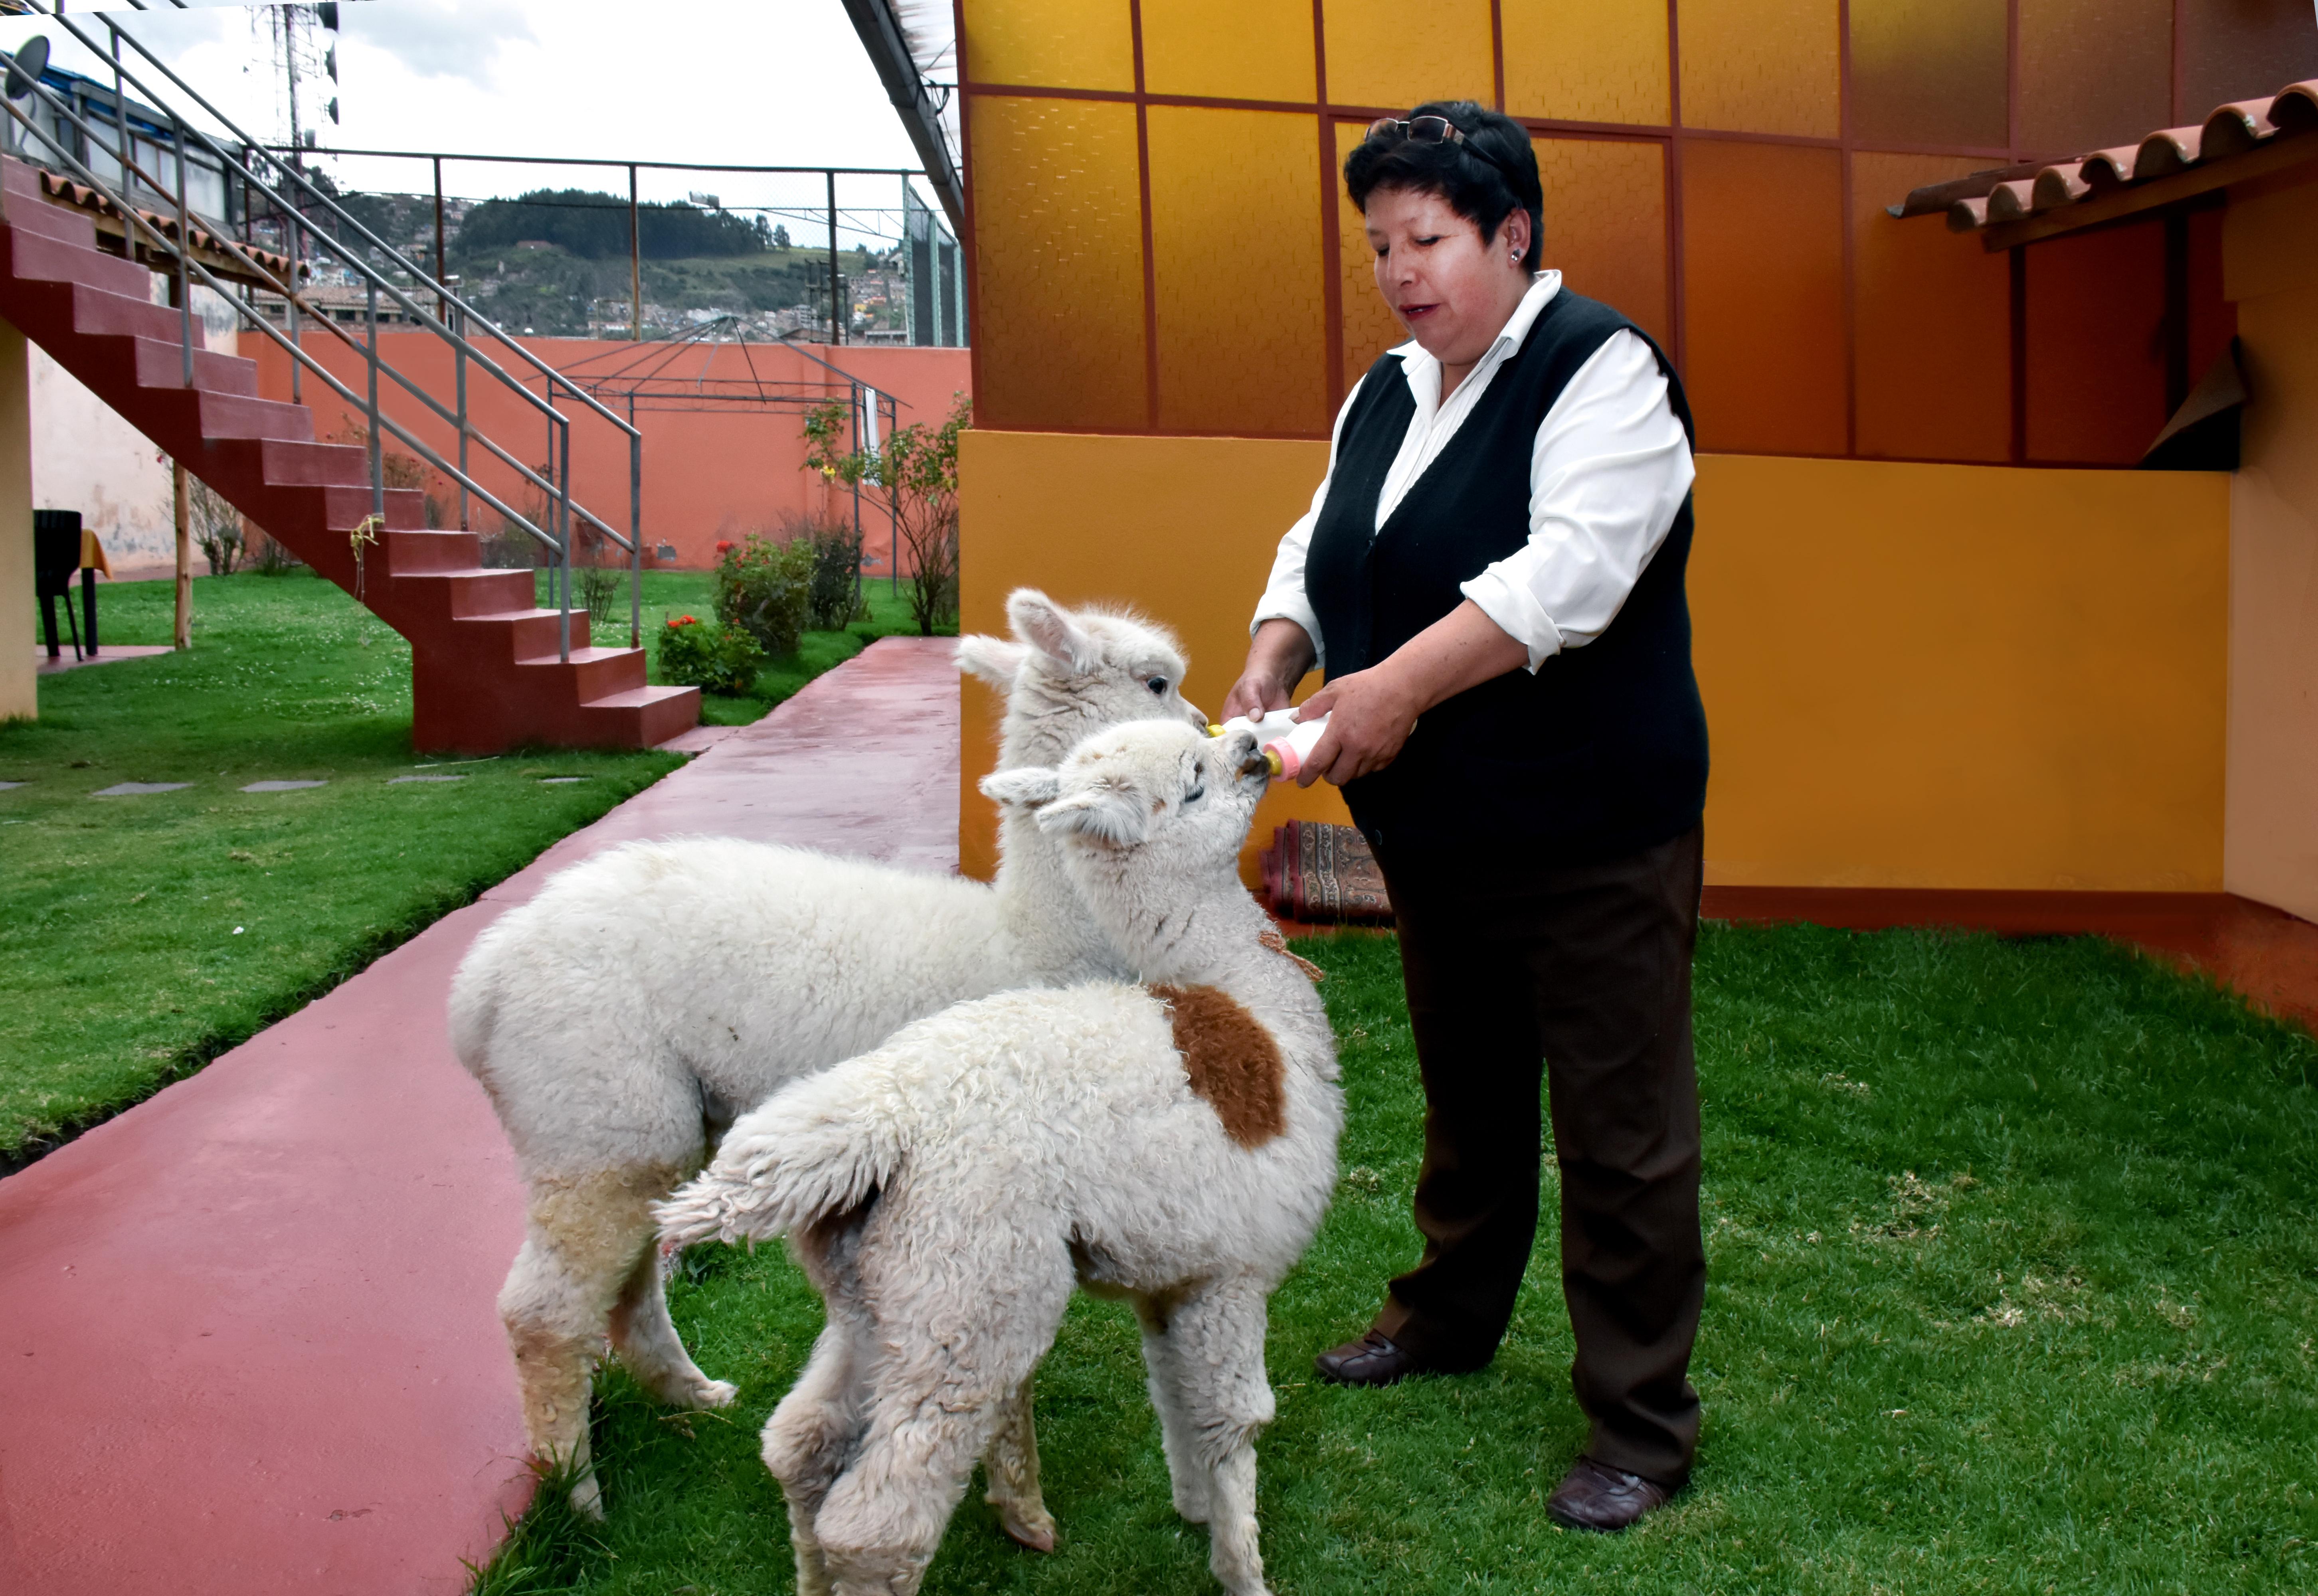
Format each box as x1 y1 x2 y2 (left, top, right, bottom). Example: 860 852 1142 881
959 429 2230 891
250 335 969 569
2222 167 2318 922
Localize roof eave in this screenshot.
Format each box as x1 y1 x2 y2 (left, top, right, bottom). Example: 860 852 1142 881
839 0 965 235
1979 130 2318 251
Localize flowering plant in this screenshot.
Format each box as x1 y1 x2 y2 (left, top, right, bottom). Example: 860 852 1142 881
657 612 764 695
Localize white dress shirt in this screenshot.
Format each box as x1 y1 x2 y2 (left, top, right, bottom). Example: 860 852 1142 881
1252 271 1695 674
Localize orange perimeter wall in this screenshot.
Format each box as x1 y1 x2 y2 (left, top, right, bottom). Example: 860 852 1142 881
250 335 969 569
958 431 2230 892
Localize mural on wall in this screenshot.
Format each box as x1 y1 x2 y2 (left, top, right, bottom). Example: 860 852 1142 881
957 0 2314 465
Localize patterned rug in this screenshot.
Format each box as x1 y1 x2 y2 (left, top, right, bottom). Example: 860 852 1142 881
1260 820 1395 924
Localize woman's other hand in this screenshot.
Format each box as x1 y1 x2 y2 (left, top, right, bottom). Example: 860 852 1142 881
1295 601 1530 786
1221 619 1318 723
1292 666 1423 786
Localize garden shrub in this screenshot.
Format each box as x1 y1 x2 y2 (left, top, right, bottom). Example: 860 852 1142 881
657 613 763 696
711 532 813 657
790 514 868 632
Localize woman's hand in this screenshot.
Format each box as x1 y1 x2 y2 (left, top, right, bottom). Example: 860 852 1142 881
1295 601 1530 787
1291 664 1424 786
1220 619 1317 723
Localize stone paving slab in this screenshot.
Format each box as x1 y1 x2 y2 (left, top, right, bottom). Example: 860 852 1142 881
0 637 962 1594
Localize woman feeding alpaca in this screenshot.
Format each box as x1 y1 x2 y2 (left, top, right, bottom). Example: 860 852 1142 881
1219 100 1709 1529
657 720 1343 1596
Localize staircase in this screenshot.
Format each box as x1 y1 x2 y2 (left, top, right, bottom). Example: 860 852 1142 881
0 155 699 754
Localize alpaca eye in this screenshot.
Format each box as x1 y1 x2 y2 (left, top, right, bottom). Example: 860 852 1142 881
1146 677 1167 695
1184 786 1204 804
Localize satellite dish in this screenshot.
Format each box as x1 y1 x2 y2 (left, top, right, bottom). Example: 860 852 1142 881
6 36 50 101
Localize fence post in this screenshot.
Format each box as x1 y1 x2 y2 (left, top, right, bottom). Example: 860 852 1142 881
365 275 382 523
826 168 840 345
172 115 192 387
629 163 641 341
432 154 447 323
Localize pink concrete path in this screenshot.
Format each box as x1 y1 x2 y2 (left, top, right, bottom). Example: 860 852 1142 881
0 637 961 1593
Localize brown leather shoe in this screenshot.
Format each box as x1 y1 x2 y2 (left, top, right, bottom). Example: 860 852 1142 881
1546 1456 1678 1531
1312 1329 1423 1386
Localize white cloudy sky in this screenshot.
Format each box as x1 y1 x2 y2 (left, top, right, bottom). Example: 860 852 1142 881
0 2 928 236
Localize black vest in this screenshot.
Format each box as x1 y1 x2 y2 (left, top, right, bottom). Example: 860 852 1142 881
1303 290 1708 861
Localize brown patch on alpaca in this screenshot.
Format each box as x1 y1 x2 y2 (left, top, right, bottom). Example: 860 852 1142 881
1149 984 1287 1149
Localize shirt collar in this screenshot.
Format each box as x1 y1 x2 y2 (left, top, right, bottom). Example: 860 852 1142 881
1392 270 1563 410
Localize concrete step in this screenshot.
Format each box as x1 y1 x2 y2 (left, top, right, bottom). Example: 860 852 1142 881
320 484 427 532
456 608 589 660
1 224 151 298
581 683 702 747
522 644 647 700
132 336 258 396
384 529 482 573
65 280 185 343
195 389 314 443
1 192 103 249
256 438 377 488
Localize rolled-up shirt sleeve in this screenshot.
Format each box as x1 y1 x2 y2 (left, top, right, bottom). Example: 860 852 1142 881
1250 374 1365 675
1458 330 1695 672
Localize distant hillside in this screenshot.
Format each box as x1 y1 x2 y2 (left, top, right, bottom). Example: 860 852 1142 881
456 240 892 338
456 188 771 259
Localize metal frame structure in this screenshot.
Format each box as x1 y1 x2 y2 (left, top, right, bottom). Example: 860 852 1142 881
0 6 646 657
547 317 911 594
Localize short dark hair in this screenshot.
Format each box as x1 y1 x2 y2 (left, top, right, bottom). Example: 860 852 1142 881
1343 101 1544 271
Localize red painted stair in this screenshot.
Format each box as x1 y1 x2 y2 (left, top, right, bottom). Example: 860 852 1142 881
0 155 699 754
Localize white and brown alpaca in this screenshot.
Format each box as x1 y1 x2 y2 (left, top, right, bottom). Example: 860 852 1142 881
447 590 1204 1521
656 721 1344 1596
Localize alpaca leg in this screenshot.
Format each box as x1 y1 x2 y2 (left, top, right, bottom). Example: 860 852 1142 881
500 1161 694 1517
498 1234 610 1518
1171 1285 1279 1596
981 1374 1057 1552
815 1400 1002 1596
764 1310 874 1596
1133 1294 1211 1524
609 1248 737 1410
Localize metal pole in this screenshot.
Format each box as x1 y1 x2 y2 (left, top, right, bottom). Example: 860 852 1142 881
629 163 641 342
558 410 573 663
454 302 468 530
286 156 302 404
365 275 383 522
109 25 127 196
826 169 840 346
628 394 641 648
887 392 899 597
431 154 447 322
173 115 192 387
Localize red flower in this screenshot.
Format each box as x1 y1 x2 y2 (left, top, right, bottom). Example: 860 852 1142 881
714 540 734 553
668 614 698 628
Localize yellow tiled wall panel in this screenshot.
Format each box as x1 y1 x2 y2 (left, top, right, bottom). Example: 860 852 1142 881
1319 0 1495 111
1335 122 1410 386
1677 0 1841 137
966 95 1149 431
961 0 1136 89
1146 107 1332 434
1534 136 1671 348
1503 0 1671 126
1141 0 1319 102
2015 0 2171 156
1849 0 2009 150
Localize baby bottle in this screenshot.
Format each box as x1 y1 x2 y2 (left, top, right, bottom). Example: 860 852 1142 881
1210 709 1332 782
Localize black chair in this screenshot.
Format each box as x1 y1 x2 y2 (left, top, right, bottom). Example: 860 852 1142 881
34 509 96 661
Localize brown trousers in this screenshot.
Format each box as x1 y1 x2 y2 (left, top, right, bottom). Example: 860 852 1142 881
1369 825 1706 1485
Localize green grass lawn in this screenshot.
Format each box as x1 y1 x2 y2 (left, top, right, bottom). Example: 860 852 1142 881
0 569 941 1166
479 926 2318 1596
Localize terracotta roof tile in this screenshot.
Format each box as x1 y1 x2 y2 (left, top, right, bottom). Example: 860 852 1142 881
1890 79 2318 241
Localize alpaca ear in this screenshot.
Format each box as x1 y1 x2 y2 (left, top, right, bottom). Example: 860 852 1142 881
978 766 1062 808
955 635 1027 686
1007 588 1100 674
1035 786 1152 847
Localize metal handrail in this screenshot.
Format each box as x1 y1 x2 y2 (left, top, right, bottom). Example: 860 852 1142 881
3 9 648 654
0 92 562 572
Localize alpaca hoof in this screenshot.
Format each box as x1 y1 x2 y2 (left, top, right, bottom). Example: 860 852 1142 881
568 1472 605 1520
999 1505 1058 1553
691 1377 740 1409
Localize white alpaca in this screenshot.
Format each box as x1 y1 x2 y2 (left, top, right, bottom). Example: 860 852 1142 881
447 590 1204 1522
657 721 1344 1596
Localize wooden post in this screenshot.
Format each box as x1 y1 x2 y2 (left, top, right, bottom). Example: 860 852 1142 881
172 461 190 649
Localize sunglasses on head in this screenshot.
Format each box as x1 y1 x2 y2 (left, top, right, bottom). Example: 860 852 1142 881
1366 114 1522 182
